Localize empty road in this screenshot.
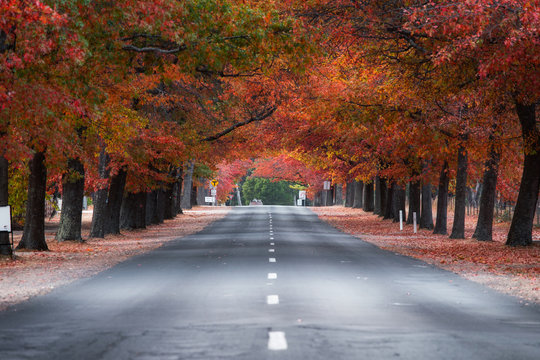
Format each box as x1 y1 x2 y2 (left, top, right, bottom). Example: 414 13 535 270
0 206 539 359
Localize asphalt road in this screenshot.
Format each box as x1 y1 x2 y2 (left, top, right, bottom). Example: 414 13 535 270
1 206 539 359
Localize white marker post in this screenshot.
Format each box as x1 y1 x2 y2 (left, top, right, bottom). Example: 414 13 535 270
0 206 13 256
399 210 403 231
413 212 417 234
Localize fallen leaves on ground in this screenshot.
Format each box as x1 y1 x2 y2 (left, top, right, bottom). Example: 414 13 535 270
312 206 540 304
0 207 230 310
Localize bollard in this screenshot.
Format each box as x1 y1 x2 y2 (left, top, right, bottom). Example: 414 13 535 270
399 210 403 231
413 212 417 234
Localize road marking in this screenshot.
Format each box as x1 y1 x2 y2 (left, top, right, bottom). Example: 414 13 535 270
392 303 416 306
268 273 277 279
270 242 274 246
269 257 276 262
269 249 275 253
270 237 274 240
267 295 279 305
268 331 288 350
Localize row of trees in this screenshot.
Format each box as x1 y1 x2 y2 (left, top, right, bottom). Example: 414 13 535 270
217 0 538 246
1 0 538 258
302 0 538 247
0 0 309 256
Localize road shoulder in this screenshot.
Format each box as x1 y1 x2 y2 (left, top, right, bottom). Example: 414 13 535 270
0 207 230 310
312 206 540 305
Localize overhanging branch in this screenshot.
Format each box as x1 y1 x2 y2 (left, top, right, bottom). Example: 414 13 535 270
122 44 187 54
202 106 277 142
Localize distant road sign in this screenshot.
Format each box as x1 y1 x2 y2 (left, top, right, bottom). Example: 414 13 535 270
323 181 331 190
211 189 217 196
299 190 306 200
210 179 219 188
205 197 214 203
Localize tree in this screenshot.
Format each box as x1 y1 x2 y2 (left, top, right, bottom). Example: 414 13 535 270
242 177 296 205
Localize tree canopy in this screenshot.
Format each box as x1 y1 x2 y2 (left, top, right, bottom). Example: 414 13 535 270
1 0 538 252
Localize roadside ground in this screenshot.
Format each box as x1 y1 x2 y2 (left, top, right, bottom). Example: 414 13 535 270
312 206 540 305
0 207 229 310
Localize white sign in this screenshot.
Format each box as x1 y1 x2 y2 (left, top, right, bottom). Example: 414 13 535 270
297 199 303 206
0 206 11 232
211 189 217 196
205 197 214 203
323 181 331 190
299 190 306 200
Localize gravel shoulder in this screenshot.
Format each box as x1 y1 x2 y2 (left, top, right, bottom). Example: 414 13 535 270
0 207 230 311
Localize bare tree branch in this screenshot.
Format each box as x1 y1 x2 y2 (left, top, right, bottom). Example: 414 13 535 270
122 44 187 54
202 106 277 142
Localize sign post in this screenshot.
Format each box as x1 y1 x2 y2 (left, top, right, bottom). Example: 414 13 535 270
209 179 218 206
298 190 306 207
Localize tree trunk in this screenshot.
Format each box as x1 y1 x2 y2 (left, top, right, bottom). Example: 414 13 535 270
363 181 374 212
120 192 147 230
407 180 421 225
374 176 382 215
163 168 178 220
17 151 48 251
190 183 198 208
104 168 127 235
181 161 194 210
313 191 321 206
176 168 184 214
196 178 206 205
0 155 11 256
352 180 363 209
383 182 395 220
334 184 343 206
56 158 85 242
393 185 406 223
379 177 387 217
507 102 540 246
164 183 176 220
345 181 355 207
90 149 110 238
434 161 449 235
146 191 158 225
450 145 468 239
473 144 500 241
420 181 434 230
325 187 334 206
149 188 165 224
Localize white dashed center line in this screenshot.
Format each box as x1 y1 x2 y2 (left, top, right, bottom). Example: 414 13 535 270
267 295 279 305
268 331 288 350
268 273 277 279
269 257 276 263
269 249 275 253
270 242 274 246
